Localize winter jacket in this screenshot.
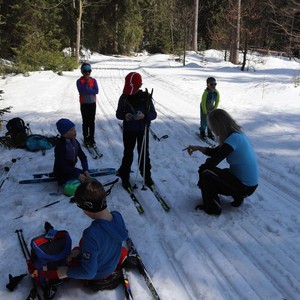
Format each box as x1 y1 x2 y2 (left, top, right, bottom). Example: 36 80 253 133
116 90 157 132
53 137 88 184
202 132 258 186
200 88 220 114
76 76 99 104
67 211 128 280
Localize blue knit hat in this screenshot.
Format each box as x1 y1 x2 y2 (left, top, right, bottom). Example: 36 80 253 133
56 118 75 136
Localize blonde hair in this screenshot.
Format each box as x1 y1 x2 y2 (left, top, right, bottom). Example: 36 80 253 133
208 109 242 144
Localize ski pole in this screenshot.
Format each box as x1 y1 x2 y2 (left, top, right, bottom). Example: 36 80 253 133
0 158 17 189
15 230 42 300
13 200 61 220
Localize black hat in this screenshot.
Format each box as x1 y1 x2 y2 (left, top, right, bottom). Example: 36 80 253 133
74 180 107 212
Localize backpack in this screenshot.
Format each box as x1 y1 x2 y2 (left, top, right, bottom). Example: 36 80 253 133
6 117 28 148
25 134 56 152
28 228 72 287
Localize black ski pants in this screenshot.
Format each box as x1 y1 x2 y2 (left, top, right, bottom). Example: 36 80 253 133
198 166 257 213
80 103 96 140
118 130 152 182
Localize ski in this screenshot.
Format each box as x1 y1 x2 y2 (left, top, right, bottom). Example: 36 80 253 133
86 145 103 159
0 158 17 189
149 185 170 212
126 237 161 300
122 267 134 300
124 187 144 214
19 168 117 184
32 168 114 179
82 140 103 159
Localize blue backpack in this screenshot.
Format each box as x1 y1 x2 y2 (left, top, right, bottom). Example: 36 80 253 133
25 134 56 151
29 229 72 286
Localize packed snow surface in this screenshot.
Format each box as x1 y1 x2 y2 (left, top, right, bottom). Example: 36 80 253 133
0 50 300 299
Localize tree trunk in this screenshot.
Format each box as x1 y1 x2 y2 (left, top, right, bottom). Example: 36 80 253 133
230 0 241 64
192 0 199 51
74 0 83 63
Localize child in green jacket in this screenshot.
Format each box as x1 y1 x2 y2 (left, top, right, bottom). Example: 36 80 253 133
199 77 220 139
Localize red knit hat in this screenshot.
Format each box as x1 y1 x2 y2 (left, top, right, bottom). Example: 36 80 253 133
123 72 142 95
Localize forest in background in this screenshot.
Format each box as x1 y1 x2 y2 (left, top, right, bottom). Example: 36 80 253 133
0 0 299 73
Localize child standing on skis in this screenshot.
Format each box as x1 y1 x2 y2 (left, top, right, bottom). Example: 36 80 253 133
199 77 220 139
77 63 99 147
116 72 157 190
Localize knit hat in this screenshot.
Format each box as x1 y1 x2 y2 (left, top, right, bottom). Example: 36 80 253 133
56 118 75 136
74 180 107 213
123 72 142 95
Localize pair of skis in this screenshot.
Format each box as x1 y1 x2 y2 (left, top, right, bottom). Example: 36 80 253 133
122 237 161 300
124 184 170 214
196 132 216 147
82 140 103 159
19 168 117 184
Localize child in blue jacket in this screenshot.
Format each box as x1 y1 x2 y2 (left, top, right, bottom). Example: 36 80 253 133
57 180 134 291
53 118 90 184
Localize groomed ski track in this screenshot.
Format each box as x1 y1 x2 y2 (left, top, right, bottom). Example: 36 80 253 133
1 53 300 300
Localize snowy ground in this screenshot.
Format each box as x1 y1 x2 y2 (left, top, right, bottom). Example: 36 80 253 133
0 50 300 300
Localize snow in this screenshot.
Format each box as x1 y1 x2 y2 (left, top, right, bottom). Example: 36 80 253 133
1 50 300 300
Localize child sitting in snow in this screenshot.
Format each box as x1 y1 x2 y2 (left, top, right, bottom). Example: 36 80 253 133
53 118 90 184
57 180 136 291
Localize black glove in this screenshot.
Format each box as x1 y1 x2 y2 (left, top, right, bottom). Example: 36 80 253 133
6 273 27 291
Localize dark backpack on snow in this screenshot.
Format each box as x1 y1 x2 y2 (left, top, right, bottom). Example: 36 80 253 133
6 117 28 148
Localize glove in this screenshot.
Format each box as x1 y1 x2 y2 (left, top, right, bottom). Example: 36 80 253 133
6 273 27 291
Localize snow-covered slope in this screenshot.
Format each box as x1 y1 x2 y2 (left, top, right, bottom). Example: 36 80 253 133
0 51 299 299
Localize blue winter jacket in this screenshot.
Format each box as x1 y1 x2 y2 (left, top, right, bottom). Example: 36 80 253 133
116 90 157 132
53 137 88 184
67 211 128 280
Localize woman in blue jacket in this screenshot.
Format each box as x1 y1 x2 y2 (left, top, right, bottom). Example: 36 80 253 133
184 109 258 215
116 72 157 190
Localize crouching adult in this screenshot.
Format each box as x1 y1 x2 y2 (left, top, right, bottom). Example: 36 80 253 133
184 109 258 215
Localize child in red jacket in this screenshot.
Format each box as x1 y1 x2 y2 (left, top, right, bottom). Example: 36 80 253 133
77 63 99 147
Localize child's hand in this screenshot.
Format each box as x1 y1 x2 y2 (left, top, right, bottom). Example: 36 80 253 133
125 113 133 121
134 111 144 120
78 174 88 182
